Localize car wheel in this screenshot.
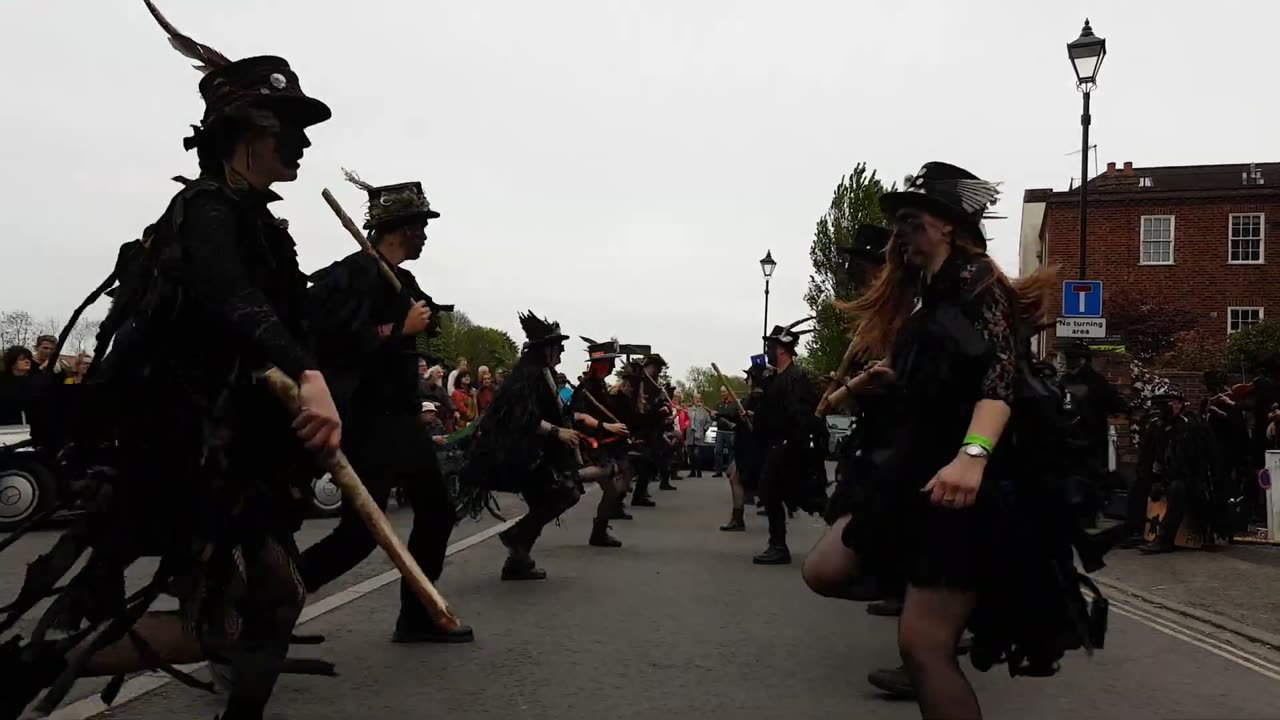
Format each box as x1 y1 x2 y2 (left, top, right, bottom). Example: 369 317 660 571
310 474 343 517
0 458 57 531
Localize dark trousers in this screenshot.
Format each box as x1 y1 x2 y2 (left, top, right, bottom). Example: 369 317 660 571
766 497 787 547
761 446 789 547
633 454 657 498
505 468 583 549
299 415 455 629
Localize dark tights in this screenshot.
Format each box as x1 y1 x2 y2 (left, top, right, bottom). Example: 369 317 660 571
900 585 980 720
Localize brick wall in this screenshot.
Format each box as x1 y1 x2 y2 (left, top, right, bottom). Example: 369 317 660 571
1043 194 1280 345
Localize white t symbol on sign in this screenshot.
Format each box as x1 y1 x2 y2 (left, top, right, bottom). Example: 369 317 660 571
1070 284 1092 314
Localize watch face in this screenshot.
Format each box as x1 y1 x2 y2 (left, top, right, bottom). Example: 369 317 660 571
964 444 988 458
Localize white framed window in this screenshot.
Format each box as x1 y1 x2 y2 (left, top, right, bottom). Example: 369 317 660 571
1228 306 1264 334
1140 215 1175 265
1229 213 1265 264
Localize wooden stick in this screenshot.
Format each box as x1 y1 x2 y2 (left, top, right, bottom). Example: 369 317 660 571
581 388 622 424
321 188 402 293
261 368 459 631
817 340 868 416
709 363 753 431
544 368 584 466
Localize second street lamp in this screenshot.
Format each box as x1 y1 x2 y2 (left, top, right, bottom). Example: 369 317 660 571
760 250 777 353
1068 18 1107 281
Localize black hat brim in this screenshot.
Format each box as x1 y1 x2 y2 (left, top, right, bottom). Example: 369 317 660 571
879 190 970 225
1150 393 1187 403
529 334 571 347
256 94 332 129
365 209 441 231
878 191 989 248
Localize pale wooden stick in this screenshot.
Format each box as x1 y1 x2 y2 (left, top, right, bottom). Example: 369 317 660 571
710 363 753 431
261 368 459 631
321 189 403 293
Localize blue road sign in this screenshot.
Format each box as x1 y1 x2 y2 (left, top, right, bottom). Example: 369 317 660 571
1062 280 1103 318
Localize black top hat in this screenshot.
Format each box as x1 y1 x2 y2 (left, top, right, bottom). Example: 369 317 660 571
879 162 1000 229
838 223 891 267
519 310 570 348
145 3 330 131
197 56 331 129
642 354 668 369
763 316 815 349
581 337 623 362
343 171 440 230
744 362 770 384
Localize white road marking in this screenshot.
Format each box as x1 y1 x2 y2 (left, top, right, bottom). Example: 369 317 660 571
1110 599 1280 681
48 513 525 720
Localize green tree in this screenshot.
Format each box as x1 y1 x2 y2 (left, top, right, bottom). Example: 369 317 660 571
675 365 749 403
417 310 518 371
802 163 890 375
1226 319 1280 374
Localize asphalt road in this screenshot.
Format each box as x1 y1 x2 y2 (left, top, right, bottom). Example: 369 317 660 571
8 475 1280 719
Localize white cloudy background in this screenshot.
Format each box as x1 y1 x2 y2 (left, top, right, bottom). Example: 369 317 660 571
2 1 1277 378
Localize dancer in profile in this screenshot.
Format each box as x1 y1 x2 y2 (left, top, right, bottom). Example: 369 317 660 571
802 162 1105 719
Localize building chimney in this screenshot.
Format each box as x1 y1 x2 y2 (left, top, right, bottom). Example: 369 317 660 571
1122 161 1134 175
1106 162 1117 176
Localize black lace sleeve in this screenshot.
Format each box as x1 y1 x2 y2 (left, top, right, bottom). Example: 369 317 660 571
180 192 318 379
960 258 1016 404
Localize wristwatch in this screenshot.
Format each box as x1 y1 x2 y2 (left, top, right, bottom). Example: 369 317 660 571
960 444 990 459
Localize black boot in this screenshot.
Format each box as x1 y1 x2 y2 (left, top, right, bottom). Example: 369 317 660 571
719 508 745 532
392 615 476 644
752 544 791 565
867 665 916 699
499 529 548 581
659 479 677 491
589 519 623 548
610 503 633 520
632 494 656 508
1138 541 1176 555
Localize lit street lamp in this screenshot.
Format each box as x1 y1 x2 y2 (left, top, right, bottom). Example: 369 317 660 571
760 250 777 352
1068 18 1107 280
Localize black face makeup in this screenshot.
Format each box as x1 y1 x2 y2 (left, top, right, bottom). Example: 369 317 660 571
891 211 926 260
404 223 427 258
273 124 311 169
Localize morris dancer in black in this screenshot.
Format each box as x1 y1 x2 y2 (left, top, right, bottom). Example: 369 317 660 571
752 320 827 565
3 5 341 718
297 173 474 642
719 362 767 531
462 312 584 580
804 161 1106 718
571 338 632 547
628 354 673 507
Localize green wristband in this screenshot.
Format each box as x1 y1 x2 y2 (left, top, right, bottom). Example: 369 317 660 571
962 434 994 454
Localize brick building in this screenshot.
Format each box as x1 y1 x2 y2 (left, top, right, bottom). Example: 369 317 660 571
1019 161 1280 355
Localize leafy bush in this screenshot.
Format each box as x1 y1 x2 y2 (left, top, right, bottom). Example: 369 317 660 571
1225 319 1280 374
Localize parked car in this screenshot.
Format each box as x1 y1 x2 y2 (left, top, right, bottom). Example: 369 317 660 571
0 424 59 532
825 415 854 458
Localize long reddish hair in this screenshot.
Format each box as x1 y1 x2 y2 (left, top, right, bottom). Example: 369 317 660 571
837 227 1057 357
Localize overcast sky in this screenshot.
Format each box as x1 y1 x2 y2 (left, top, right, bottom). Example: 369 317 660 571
2 1 1277 380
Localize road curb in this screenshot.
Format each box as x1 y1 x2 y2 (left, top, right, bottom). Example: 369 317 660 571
1092 574 1280 652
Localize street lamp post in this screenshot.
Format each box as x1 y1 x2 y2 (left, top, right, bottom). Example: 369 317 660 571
759 250 777 353
1068 18 1107 281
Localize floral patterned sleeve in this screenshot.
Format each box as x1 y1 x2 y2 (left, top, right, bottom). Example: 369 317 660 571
962 258 1017 404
